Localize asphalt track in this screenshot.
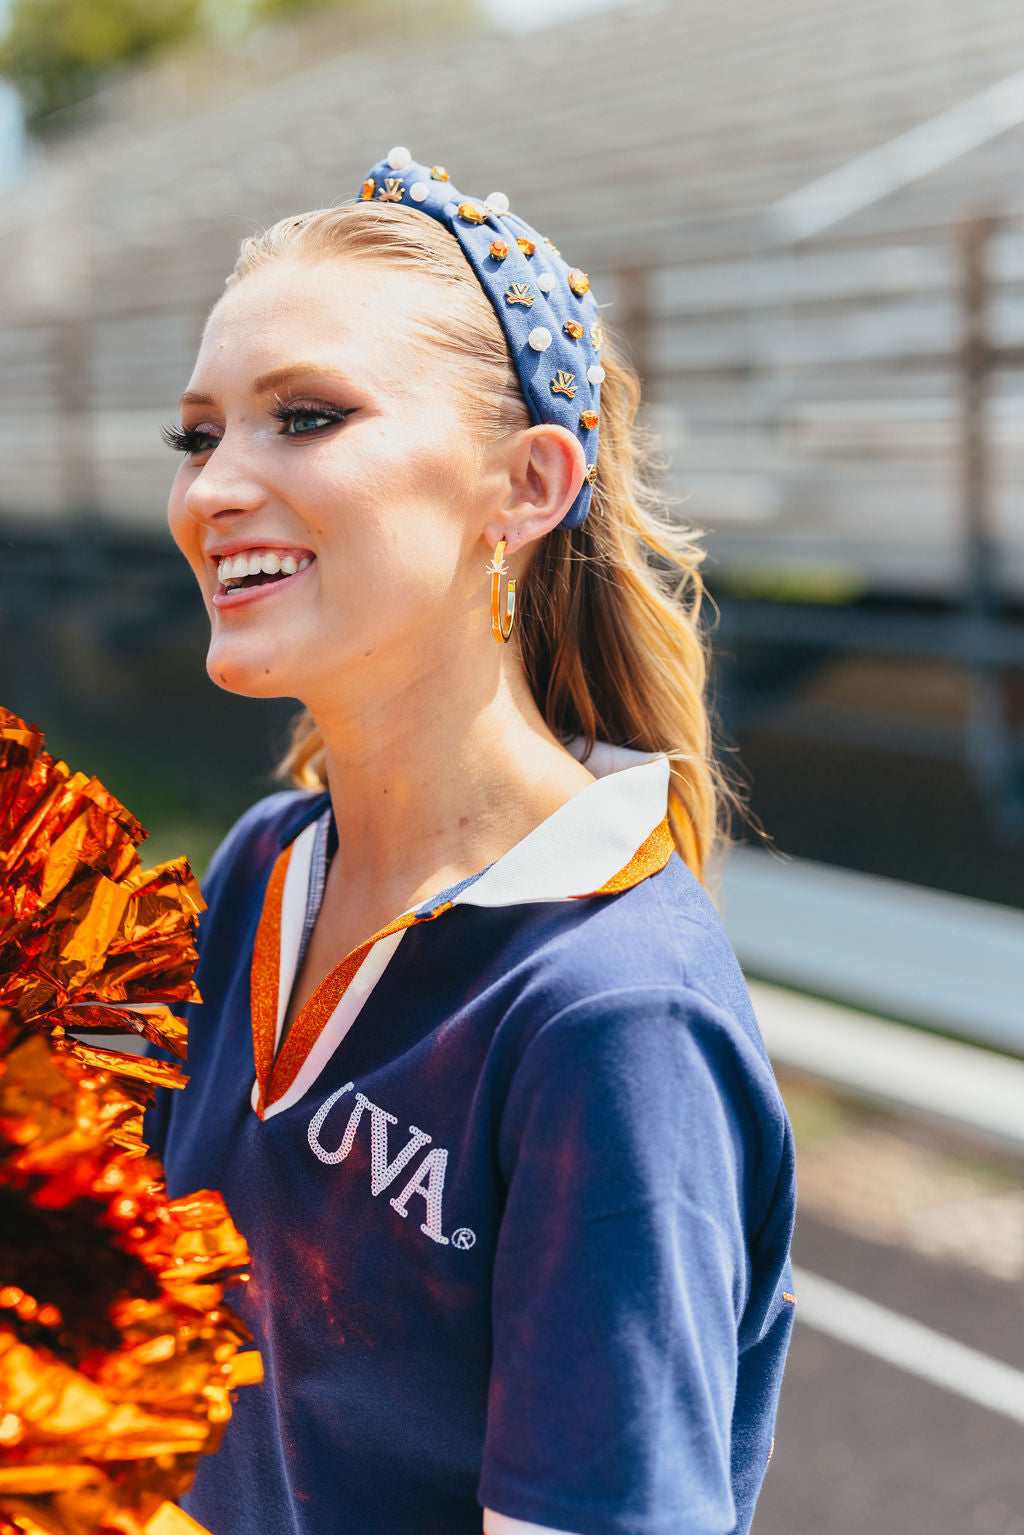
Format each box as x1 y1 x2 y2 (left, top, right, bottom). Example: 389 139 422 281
753 1214 1024 1535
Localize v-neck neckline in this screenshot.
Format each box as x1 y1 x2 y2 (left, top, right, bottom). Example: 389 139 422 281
249 836 457 1120
248 750 676 1120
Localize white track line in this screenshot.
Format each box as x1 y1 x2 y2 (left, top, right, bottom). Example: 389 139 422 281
792 1267 1024 1424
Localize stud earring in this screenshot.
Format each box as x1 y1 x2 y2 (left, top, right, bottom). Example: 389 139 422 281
487 537 517 644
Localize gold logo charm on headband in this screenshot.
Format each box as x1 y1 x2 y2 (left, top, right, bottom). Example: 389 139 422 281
504 283 535 307
487 538 517 644
550 371 577 399
379 178 405 202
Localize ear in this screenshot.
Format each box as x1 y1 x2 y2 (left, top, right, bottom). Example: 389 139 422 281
482 424 586 556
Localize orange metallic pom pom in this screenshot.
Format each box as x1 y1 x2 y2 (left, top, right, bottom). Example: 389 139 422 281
0 706 260 1535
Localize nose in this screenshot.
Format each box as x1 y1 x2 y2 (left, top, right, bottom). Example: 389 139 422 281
181 437 268 528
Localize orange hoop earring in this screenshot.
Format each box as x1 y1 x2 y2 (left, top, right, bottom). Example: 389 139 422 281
488 537 517 644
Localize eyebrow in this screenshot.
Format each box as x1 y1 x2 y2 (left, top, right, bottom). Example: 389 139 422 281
178 363 351 409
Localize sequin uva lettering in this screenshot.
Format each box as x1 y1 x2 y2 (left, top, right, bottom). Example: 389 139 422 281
308 1081 466 1249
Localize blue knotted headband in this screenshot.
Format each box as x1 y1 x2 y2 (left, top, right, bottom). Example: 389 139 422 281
357 147 603 530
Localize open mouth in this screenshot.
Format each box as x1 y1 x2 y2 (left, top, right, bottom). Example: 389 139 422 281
216 549 314 595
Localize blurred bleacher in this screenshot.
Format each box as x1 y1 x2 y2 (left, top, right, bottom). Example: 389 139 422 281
1 0 1023 906
1 0 1023 545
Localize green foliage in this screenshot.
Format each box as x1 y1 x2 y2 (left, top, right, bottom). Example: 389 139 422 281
250 0 350 17
0 0 477 124
0 0 204 120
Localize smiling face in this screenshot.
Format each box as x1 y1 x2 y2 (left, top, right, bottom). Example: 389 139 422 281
167 256 513 709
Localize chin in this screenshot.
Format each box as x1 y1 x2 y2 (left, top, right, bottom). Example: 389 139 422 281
205 646 295 700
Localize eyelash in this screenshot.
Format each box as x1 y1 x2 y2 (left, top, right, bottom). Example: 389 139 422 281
160 400 355 455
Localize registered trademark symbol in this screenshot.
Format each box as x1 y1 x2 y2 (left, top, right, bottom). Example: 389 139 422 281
451 1227 476 1250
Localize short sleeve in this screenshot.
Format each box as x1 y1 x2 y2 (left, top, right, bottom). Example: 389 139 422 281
479 982 791 1535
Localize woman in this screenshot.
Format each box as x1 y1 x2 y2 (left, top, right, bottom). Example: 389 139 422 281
145 148 796 1535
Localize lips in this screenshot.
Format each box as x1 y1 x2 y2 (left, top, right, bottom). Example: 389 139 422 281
210 547 317 609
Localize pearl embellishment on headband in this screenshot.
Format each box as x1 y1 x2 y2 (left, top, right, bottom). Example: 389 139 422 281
356 149 603 528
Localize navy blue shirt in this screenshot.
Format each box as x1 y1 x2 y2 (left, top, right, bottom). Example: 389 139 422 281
144 752 796 1535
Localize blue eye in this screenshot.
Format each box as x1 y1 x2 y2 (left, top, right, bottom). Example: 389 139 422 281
283 409 332 434
160 400 355 457
269 401 355 436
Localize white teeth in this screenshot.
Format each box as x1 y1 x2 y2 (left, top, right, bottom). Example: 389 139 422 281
215 549 312 587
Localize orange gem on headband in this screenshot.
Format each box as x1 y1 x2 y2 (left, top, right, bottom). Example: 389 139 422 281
357 146 603 531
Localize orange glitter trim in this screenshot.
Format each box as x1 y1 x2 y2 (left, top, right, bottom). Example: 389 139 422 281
259 898 455 1116
252 810 675 1115
249 844 291 1117
573 815 675 898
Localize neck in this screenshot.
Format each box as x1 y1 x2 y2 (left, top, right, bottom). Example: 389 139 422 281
305 647 595 918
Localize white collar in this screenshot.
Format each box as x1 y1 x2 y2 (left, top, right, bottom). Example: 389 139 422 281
449 741 670 908
256 740 671 1119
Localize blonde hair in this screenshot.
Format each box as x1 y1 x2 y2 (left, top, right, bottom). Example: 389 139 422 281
225 202 739 883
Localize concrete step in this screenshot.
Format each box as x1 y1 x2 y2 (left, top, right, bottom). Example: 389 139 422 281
750 978 1024 1151
722 846 1024 1055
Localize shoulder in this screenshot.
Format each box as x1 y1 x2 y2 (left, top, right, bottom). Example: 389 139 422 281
488 857 793 1225
501 852 766 1067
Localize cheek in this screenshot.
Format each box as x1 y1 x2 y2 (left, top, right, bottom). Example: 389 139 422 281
166 474 196 556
